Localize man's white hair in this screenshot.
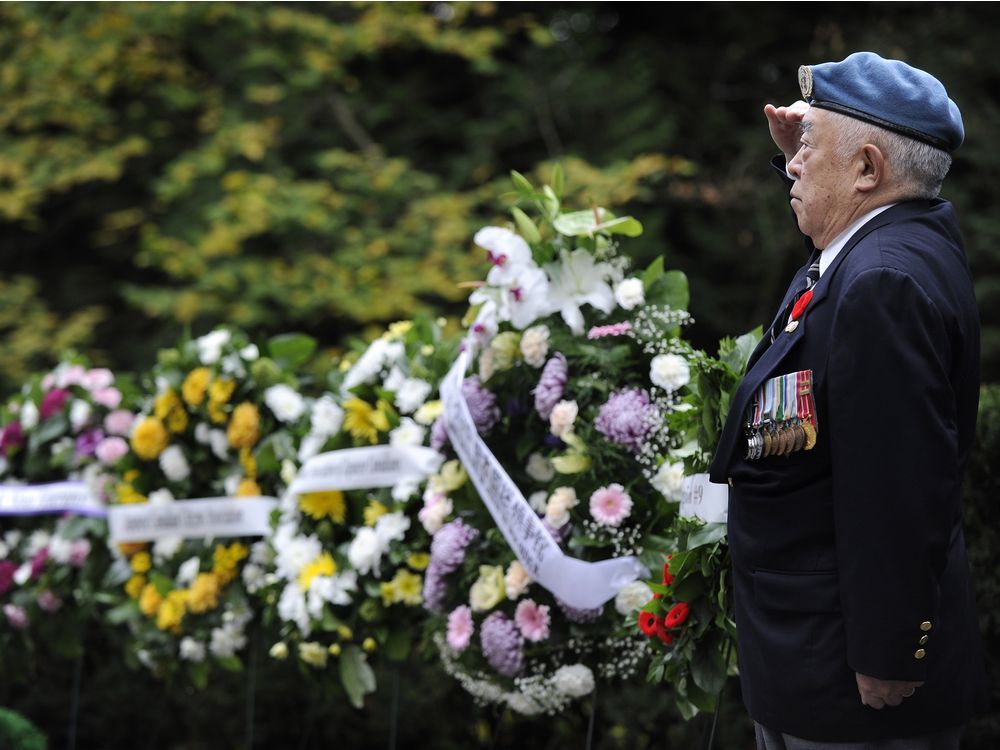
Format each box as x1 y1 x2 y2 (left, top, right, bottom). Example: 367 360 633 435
828 110 953 200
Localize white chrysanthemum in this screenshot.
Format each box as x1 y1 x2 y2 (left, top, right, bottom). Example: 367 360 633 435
520 325 550 368
278 583 311 633
342 339 405 394
158 445 190 483
391 478 420 502
311 395 344 437
180 637 206 663
614 277 645 311
152 536 183 563
525 452 555 483
347 527 385 576
148 488 175 506
652 461 686 502
382 366 407 393
240 344 260 361
375 512 410 546
25 530 50 557
177 556 202 587
221 353 246 378
209 623 247 659
209 430 229 461
418 496 452 534
650 354 691 392
194 423 212 445
196 329 231 365
69 400 92 431
274 530 322 582
548 400 578 438
309 570 358 610
390 417 425 447
615 580 654 615
19 401 39 430
47 535 73 565
551 664 595 697
264 384 306 423
297 433 326 463
395 378 432 415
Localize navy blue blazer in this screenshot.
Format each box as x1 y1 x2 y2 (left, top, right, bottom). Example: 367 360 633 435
709 170 987 741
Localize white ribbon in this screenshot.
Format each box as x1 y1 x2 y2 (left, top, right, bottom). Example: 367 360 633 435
679 474 729 523
442 351 648 611
287 445 443 496
0 481 106 517
107 496 279 543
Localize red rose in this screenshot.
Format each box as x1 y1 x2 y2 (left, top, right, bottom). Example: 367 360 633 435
664 602 690 628
638 610 659 637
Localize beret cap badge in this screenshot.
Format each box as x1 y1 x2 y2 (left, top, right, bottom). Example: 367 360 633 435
798 65 813 99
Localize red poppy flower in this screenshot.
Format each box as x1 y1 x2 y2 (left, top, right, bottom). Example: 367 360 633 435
662 561 674 586
638 610 659 637
655 620 674 645
664 602 690 628
790 289 814 322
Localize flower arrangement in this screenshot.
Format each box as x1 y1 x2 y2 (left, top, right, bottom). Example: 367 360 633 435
0 361 130 670
422 169 723 715
103 328 317 686
255 317 458 707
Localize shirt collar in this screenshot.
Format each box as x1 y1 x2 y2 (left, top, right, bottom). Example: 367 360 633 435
818 203 897 276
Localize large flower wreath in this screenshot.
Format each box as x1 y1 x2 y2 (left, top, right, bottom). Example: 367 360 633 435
0 361 131 671
255 317 457 707
421 170 729 716
103 328 316 686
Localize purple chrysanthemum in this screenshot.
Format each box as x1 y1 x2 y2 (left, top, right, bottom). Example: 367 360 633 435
429 519 479 574
594 387 660 453
430 416 450 452
422 565 448 613
556 597 605 624
480 611 525 677
75 429 104 459
533 353 567 420
462 377 500 436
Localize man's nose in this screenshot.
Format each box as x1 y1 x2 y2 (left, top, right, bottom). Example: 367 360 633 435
787 149 803 180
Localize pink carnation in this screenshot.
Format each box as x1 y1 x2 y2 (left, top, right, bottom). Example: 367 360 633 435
4 604 28 630
83 368 115 391
95 436 129 465
92 387 122 409
589 483 633 527
103 410 135 436
40 389 71 420
38 590 62 614
446 605 474 651
59 365 87 388
69 539 91 568
587 321 633 339
514 598 551 643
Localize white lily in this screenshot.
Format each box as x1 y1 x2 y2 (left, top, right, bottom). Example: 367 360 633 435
544 249 616 335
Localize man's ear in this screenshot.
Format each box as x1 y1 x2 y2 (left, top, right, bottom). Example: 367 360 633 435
855 143 884 193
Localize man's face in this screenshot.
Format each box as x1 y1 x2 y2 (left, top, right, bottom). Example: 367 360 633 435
786 108 859 248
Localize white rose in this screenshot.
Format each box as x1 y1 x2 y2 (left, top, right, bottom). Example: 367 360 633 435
148 488 175 506
548 400 578 438
614 278 645 311
240 344 260 361
395 378 432 415
265 384 306 424
180 637 206 663
177 556 202 586
551 664 595 697
527 490 549 514
347 527 384 576
652 460 686 502
390 417 426 447
311 395 344 437
19 401 39 430
158 445 190 483
650 353 691 392
614 580 654 615
525 452 555 483
504 560 532 599
418 496 452 534
544 486 578 528
69 400 92 431
196 330 231 365
519 325 550 368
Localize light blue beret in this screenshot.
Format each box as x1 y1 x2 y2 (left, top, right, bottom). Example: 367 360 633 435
798 51 964 152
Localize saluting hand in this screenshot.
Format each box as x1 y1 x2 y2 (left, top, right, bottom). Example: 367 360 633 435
764 100 810 165
855 672 924 709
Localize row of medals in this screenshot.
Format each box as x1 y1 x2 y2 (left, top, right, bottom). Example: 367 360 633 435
745 419 816 460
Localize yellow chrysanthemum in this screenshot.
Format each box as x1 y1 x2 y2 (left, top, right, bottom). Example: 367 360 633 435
131 417 169 460
299 491 347 523
239 446 257 479
342 398 391 445
182 367 212 407
236 477 262 497
363 499 388 526
130 552 152 574
298 641 328 668
139 583 163 617
156 590 188 633
382 568 422 607
299 552 336 591
154 389 189 434
430 460 467 494
187 572 221 614
213 542 249 585
379 580 397 607
406 552 430 571
207 400 228 424
209 377 237 405
124 469 140 483
413 400 443 426
125 575 145 599
227 402 260 449
116 483 147 505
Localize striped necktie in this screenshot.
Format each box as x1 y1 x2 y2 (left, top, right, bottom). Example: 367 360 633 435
770 252 821 343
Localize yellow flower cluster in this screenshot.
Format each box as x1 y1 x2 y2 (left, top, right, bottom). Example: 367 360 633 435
125 575 145 599
227 402 260 449
342 398 391 445
182 367 212 407
363 499 388 526
154 389 189 434
187 572 222 614
379 568 423 607
208 378 237 424
116 482 147 505
213 542 248 585
156 590 189 633
131 417 169 460
139 583 163 617
130 552 152 574
298 552 336 591
406 552 430 571
299 491 347 523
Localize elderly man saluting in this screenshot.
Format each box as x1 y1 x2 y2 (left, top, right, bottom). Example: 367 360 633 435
709 52 987 749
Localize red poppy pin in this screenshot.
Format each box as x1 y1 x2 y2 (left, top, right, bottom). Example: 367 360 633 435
790 289 814 322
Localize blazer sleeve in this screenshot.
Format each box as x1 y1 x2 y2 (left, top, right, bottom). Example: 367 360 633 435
826 265 959 681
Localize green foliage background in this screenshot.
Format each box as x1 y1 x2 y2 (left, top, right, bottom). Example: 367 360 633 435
1 3 999 747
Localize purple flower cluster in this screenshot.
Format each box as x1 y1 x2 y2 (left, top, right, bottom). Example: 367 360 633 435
422 519 479 612
430 416 449 452
533 353 567 420
480 611 525 677
594 387 660 453
462 377 500 436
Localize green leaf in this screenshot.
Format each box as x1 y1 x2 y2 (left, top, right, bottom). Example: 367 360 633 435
642 256 665 288
384 626 411 662
510 170 534 195
29 414 69 450
720 327 763 374
684 679 718 713
268 333 317 368
686 523 727 549
105 601 139 625
510 206 541 244
691 643 729 695
551 163 564 198
191 661 210 690
645 269 689 311
673 574 706 601
216 656 244 673
552 208 642 238
339 644 376 709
